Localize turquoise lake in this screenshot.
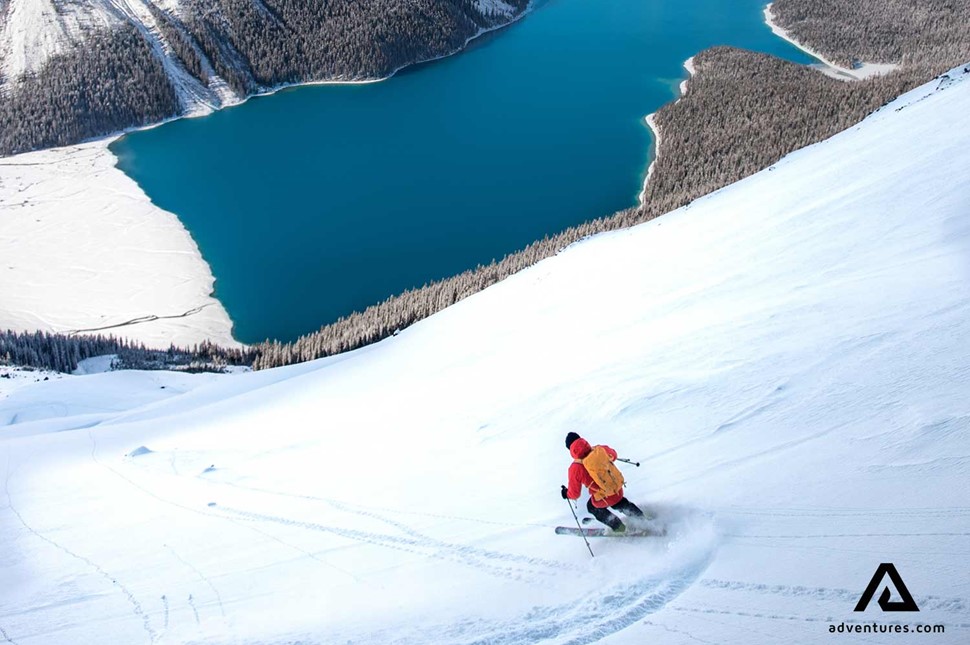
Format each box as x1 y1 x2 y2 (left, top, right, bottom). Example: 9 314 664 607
111 0 812 343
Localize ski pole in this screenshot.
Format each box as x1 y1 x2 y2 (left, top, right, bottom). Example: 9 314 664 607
617 457 640 467
566 498 594 558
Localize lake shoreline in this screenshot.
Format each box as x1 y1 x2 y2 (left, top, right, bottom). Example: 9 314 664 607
0 142 239 349
173 3 538 121
763 3 898 80
637 3 898 208
639 56 696 205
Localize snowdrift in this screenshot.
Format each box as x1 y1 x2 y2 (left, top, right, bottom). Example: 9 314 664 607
1 67 968 644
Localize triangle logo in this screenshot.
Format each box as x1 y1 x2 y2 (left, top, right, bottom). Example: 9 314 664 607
854 563 920 612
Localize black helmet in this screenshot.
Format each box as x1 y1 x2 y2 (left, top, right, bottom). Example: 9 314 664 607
565 432 581 450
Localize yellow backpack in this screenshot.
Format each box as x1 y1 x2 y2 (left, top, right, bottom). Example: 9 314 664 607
581 446 625 501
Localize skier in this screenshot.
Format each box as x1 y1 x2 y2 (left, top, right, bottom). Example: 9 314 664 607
560 432 645 533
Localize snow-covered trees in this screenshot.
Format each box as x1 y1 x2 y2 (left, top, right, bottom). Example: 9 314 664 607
0 330 255 373
0 25 179 156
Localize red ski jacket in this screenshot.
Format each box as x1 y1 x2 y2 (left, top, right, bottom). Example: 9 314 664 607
566 438 624 508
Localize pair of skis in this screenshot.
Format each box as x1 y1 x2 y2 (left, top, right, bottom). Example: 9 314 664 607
557 508 666 538
555 525 666 538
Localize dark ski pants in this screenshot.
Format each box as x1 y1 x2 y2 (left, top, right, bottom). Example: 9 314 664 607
587 497 644 530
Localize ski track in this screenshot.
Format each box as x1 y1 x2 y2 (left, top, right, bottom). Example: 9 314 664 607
218 504 566 584
209 476 549 531
203 477 567 569
100 441 708 644
355 548 714 645
558 559 711 645
642 620 717 645
84 430 370 584
187 594 200 626
673 605 970 632
725 531 970 539
164 545 227 618
166 473 579 580
673 605 836 623
0 624 19 645
721 505 970 518
698 579 967 614
3 460 157 643
100 445 714 643
160 595 169 631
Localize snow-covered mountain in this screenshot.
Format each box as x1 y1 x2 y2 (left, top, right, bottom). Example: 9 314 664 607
1 65 968 643
0 0 225 110
0 0 521 108
0 0 528 155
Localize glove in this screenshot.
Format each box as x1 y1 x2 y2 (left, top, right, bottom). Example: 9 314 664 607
560 485 569 500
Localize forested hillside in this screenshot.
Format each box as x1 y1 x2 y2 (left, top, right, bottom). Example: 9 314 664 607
0 24 179 155
174 0 521 95
0 0 528 156
772 0 970 73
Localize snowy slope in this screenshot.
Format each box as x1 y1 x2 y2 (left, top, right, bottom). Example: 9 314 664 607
0 0 116 84
0 0 231 112
0 142 238 350
0 367 64 403
1 67 969 644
